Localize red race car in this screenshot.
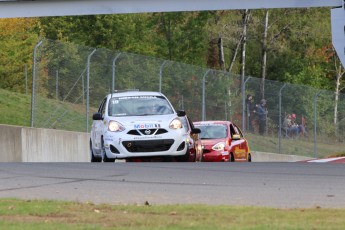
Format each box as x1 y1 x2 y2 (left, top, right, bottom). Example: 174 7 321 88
193 121 251 162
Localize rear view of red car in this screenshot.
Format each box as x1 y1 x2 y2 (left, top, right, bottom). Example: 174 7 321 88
193 121 251 162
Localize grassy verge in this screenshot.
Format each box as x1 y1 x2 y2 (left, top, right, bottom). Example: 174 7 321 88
245 132 345 158
0 89 31 127
0 88 95 132
1 199 345 229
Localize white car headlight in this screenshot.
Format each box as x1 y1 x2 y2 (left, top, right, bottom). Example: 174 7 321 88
169 118 182 129
212 142 225 151
108 121 125 132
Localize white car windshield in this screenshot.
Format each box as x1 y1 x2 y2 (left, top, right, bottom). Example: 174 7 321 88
108 95 174 117
195 124 227 139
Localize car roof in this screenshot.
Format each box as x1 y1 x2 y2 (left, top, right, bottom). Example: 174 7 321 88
108 91 165 98
194 120 233 126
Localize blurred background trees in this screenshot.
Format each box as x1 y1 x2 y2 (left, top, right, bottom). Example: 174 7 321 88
0 8 344 94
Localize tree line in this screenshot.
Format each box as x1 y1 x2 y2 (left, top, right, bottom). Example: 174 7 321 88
0 8 344 98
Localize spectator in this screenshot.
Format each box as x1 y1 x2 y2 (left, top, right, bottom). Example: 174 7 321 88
290 113 299 138
246 94 256 132
256 99 267 135
283 113 299 139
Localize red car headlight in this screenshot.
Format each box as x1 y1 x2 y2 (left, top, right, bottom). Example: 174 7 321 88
212 142 225 151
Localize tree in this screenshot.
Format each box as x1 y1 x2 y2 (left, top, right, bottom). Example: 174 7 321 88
40 14 157 56
150 11 209 66
204 10 244 73
331 47 345 125
0 18 40 92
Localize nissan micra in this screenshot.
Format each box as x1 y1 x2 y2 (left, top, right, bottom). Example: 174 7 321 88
193 120 251 162
90 90 191 162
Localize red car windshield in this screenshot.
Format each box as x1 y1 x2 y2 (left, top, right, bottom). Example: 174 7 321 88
195 124 227 139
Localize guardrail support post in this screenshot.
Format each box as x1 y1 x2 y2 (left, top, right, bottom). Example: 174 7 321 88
313 90 322 158
202 69 211 121
242 76 252 131
159 60 168 92
112 52 122 92
86 49 97 133
278 83 287 154
30 40 43 128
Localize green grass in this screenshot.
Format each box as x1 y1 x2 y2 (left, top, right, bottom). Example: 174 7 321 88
1 198 345 230
0 88 95 132
245 132 345 158
0 89 31 127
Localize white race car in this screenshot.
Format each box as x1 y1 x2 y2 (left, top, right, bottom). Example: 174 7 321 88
90 90 192 162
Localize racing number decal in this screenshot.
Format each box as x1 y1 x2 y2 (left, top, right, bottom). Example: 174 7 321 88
234 146 247 158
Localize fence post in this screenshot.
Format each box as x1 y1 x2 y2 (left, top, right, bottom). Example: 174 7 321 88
30 40 43 128
313 90 322 158
202 69 211 121
86 49 97 133
242 76 251 131
278 84 287 154
112 52 122 92
159 60 168 93
25 65 28 95
56 70 59 100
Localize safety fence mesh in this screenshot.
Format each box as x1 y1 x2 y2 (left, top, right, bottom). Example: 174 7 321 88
31 39 345 158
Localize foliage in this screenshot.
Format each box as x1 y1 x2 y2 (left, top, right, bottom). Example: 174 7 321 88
0 8 342 93
1 8 345 144
0 18 40 93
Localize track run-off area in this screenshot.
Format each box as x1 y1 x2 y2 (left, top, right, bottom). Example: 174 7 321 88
0 162 344 209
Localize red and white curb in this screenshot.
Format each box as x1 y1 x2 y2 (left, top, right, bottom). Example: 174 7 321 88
305 157 345 163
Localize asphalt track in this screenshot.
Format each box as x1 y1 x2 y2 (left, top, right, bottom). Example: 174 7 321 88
0 162 344 209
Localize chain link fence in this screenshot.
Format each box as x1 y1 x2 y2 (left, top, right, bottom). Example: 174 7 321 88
31 39 345 157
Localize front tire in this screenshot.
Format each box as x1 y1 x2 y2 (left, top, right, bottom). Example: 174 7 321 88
229 153 235 162
175 149 190 162
101 137 115 163
247 153 252 162
90 140 102 162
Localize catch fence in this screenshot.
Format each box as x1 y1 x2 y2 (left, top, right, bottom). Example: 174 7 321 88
31 39 345 158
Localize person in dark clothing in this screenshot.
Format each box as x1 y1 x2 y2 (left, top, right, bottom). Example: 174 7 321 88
246 94 256 132
256 99 267 135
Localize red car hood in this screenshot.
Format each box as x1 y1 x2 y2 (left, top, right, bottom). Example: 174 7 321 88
201 138 226 146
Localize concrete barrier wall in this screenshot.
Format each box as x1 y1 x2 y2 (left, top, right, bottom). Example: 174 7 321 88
0 125 23 162
252 151 312 162
0 124 313 162
0 125 90 162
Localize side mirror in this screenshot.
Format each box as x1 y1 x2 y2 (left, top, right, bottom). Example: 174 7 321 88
232 134 241 140
92 112 103 120
177 110 186 117
192 128 201 134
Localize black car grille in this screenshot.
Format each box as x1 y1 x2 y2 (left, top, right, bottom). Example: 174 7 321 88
127 128 168 136
122 139 174 152
202 149 211 154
